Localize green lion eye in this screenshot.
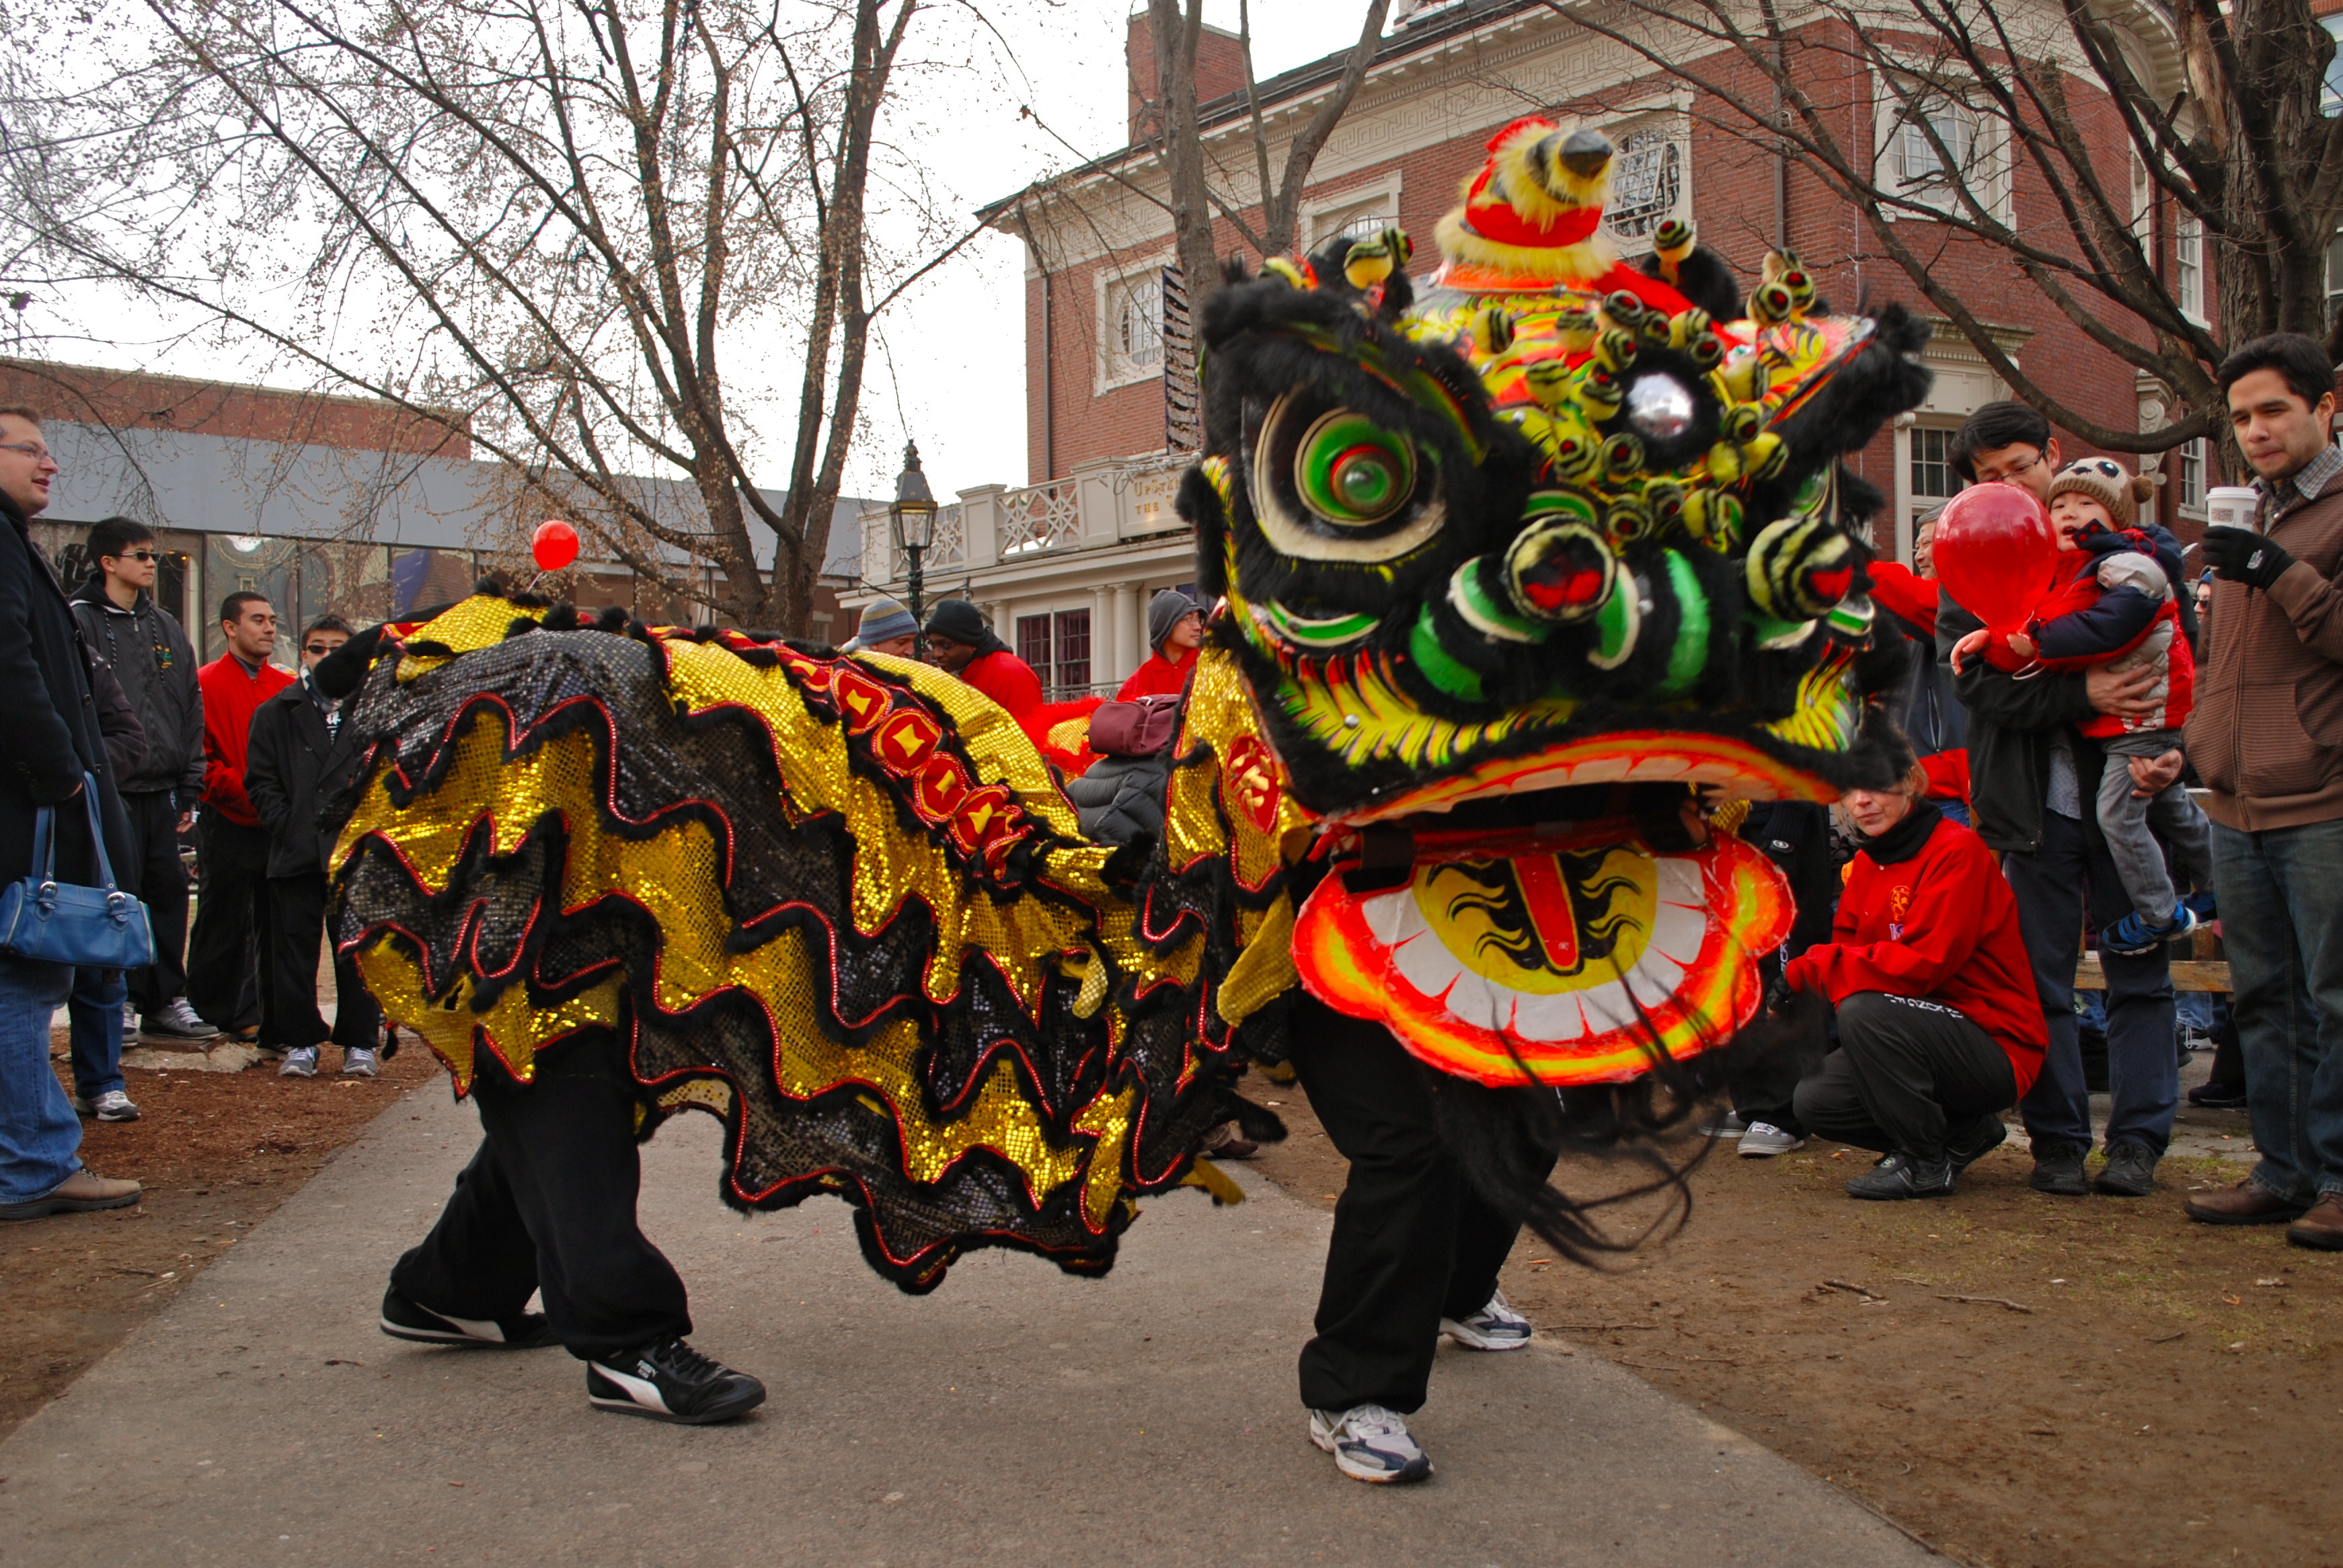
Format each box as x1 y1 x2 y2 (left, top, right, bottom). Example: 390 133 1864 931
1297 412 1416 525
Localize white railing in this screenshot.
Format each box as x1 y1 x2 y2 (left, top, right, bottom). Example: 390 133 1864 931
999 477 1081 556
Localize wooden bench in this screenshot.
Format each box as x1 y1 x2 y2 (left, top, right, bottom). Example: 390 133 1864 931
2072 955 2231 992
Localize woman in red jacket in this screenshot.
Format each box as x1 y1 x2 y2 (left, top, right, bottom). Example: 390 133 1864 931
1785 764 2048 1200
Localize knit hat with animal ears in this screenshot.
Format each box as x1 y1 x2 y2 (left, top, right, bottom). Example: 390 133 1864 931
2045 456 2163 531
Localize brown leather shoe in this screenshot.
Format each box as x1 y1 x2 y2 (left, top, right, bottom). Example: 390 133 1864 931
0 1169 142 1221
2184 1178 2308 1226
2287 1193 2343 1251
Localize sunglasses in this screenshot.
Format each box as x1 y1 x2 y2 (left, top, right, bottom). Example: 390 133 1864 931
303 643 340 656
109 550 159 563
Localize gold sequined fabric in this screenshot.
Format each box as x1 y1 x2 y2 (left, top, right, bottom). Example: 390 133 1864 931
330 598 1277 1290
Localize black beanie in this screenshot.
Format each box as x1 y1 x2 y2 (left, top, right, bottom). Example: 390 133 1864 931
923 598 1006 656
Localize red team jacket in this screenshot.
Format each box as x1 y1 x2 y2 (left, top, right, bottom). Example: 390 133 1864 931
1784 812 2047 1097
197 654 294 826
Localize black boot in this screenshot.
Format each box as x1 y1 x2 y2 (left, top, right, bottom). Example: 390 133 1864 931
2028 1140 2091 1197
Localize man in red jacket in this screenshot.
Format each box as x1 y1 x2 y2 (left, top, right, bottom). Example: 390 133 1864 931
187 592 293 1042
1785 765 2047 1200
922 599 1044 720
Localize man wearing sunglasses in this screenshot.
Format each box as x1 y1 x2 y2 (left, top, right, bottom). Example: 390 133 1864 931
67 517 209 1050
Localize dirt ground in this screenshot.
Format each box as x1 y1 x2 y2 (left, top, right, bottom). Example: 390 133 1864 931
1244 1084 2340 1568
0 1037 443 1442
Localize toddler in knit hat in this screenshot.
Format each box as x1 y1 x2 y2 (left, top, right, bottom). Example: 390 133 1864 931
1950 457 2215 952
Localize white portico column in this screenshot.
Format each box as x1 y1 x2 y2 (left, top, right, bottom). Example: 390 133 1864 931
1114 581 1142 679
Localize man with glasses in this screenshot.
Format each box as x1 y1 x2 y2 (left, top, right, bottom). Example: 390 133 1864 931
1939 400 2181 1200
67 518 210 1051
188 591 291 1046
0 405 142 1218
245 615 383 1078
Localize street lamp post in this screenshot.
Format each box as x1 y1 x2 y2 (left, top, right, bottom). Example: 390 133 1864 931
888 440 938 660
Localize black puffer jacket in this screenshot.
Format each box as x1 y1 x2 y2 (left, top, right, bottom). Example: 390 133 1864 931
245 676 366 877
1 496 131 888
70 576 204 798
1065 751 1172 847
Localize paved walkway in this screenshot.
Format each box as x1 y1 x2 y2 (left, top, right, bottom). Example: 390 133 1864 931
0 1082 1933 1566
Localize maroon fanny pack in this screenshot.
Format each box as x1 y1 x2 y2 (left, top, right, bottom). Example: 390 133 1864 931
1087 694 1182 756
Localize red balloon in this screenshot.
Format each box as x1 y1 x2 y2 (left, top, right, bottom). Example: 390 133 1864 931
1931 483 2059 633
532 519 579 572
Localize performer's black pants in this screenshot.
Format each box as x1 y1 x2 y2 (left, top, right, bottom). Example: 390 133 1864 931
389 1033 692 1360
120 789 190 1015
1792 991 2017 1160
188 814 272 1035
1288 996 1547 1415
264 873 380 1053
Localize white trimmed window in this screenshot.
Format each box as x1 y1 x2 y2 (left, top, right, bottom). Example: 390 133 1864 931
1876 81 2009 223
2178 437 2206 516
1311 200 1395 246
2176 213 2204 322
1099 266 1165 390
1605 121 1689 251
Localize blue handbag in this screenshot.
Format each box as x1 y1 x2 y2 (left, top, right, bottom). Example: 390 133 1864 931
0 774 155 968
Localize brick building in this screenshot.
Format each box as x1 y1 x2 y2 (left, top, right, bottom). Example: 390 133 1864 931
2 360 867 661
845 0 2222 695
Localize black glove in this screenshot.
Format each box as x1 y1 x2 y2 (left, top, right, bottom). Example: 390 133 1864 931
2201 525 2296 591
1763 972 1797 1017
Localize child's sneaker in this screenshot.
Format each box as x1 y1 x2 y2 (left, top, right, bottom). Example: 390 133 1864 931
2103 902 2198 956
2184 891 2217 925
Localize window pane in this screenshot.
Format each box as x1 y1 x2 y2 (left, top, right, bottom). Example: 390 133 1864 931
1116 280 1162 370
1054 609 1091 695
1911 427 1961 500
297 542 393 633
1608 127 1681 239
1016 613 1051 674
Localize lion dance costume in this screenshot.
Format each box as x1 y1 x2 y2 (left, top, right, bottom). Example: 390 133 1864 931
329 120 1929 1295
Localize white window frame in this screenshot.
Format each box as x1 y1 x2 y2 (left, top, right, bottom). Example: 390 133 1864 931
1303 171 1404 249
1602 114 1691 253
1872 72 2011 225
2176 436 2207 518
1095 256 1171 394
2176 212 2205 323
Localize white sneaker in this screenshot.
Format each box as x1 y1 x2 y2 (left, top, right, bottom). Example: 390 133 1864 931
278 1046 320 1078
1739 1121 1807 1157
71 1089 141 1122
341 1046 379 1078
1308 1403 1432 1484
1698 1110 1747 1138
1440 1288 1532 1351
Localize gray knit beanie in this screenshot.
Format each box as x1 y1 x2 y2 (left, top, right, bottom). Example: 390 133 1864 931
844 596 917 651
1147 589 1201 652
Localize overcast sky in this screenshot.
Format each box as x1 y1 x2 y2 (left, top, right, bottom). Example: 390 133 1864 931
850 1 1348 504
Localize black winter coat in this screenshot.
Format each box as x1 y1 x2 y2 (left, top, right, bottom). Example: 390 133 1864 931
244 678 364 878
0 494 132 890
70 577 204 797
1064 751 1171 847
83 649 148 789
1937 595 2107 855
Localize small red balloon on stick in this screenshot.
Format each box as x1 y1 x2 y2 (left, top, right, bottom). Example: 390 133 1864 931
531 519 579 572
1931 482 2059 634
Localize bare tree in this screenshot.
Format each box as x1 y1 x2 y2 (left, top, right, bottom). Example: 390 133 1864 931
1 0 971 629
1539 0 2343 460
1137 0 1391 296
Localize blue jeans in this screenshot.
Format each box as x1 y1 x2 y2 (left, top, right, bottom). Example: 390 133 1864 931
67 966 124 1101
2211 819 2343 1202
2002 810 2178 1155
1937 799 1972 828
0 953 83 1202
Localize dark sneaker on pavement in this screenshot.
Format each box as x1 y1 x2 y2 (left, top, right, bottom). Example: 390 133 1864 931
2029 1142 2091 1196
0 1169 142 1220
2185 1178 2309 1226
379 1287 559 1349
1947 1114 2007 1174
587 1337 766 1423
2187 1080 2247 1109
1845 1150 1954 1200
1440 1290 1531 1351
1309 1404 1433 1484
139 999 219 1041
2094 1138 2159 1198
2286 1194 2343 1251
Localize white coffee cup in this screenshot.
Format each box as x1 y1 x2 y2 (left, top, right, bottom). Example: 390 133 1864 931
2206 485 2260 532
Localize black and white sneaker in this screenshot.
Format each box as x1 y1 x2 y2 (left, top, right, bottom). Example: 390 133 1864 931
586 1337 766 1424
379 1287 559 1349
1309 1403 1432 1483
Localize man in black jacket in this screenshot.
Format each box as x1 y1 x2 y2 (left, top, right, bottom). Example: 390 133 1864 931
244 615 381 1078
1941 402 2180 1200
0 404 141 1220
68 516 210 1043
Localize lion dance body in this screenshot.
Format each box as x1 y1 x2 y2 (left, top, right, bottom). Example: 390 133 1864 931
328 120 1930 1290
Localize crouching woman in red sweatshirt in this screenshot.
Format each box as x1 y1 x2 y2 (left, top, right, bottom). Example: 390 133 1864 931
1784 765 2048 1201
